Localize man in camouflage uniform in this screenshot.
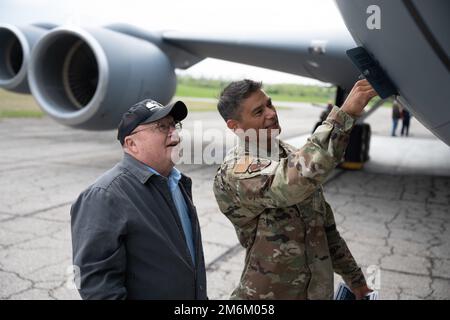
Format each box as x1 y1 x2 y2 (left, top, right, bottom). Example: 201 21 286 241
213 79 377 299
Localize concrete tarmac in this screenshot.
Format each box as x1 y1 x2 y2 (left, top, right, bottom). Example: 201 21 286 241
0 103 449 299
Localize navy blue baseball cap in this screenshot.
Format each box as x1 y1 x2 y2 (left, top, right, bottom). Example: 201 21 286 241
117 99 187 145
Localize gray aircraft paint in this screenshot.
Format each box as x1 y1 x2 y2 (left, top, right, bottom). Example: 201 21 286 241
335 0 449 145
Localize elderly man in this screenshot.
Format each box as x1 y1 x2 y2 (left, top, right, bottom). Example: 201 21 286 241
71 99 207 300
213 79 377 300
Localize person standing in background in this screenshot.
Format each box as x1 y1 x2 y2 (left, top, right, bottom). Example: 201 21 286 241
391 101 401 136
401 107 411 137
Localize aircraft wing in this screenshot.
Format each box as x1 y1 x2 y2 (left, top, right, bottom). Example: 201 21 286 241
162 30 358 90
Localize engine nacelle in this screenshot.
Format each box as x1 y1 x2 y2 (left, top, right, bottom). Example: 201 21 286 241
0 24 49 93
29 26 176 130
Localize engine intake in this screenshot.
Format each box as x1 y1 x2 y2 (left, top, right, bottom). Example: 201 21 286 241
0 24 48 93
29 26 176 130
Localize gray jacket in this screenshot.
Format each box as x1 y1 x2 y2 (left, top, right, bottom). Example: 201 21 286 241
70 153 207 300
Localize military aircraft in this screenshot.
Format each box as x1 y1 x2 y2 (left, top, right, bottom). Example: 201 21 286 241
0 0 449 159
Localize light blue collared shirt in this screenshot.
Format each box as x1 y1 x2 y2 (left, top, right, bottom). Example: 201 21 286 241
147 166 195 264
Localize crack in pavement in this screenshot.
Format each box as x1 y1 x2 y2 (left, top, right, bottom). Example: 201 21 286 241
206 244 243 272
0 256 73 300
0 224 68 250
396 286 404 300
48 279 71 300
0 267 35 299
28 258 71 276
422 201 445 298
29 216 68 224
380 266 450 282
327 190 449 207
0 202 72 223
377 208 401 267
204 240 236 249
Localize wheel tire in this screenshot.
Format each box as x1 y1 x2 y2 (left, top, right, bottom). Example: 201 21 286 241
344 123 371 163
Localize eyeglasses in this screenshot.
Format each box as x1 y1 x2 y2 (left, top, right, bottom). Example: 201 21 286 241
130 121 182 136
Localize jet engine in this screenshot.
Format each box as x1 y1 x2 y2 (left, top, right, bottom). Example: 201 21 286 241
0 23 51 93
28 26 177 130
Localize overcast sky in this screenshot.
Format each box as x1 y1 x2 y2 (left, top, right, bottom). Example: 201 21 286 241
0 0 349 84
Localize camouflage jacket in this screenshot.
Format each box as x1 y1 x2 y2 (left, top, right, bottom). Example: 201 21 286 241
213 106 366 300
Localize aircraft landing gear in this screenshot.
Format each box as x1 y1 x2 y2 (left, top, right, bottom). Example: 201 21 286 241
311 120 371 170
339 123 371 170
331 85 383 170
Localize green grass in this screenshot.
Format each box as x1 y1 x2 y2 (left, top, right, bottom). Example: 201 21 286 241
368 97 394 108
266 93 332 104
0 89 44 118
176 98 218 112
176 85 220 100
0 109 44 118
176 84 333 103
178 97 289 112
